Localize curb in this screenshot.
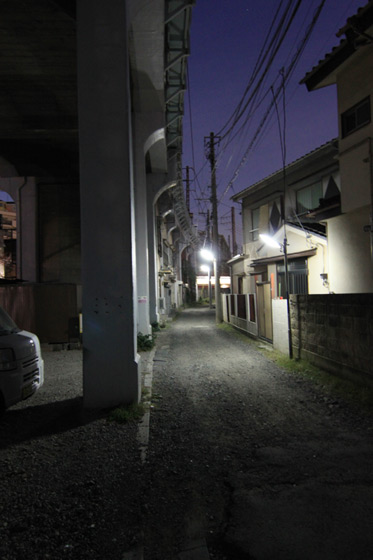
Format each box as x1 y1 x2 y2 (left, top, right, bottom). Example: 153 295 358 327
137 347 156 463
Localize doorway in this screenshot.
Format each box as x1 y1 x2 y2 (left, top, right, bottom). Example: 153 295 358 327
257 281 273 341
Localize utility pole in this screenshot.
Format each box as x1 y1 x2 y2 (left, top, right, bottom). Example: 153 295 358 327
205 131 222 323
206 210 213 309
206 209 211 244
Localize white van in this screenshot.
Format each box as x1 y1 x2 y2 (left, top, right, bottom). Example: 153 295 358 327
0 306 44 413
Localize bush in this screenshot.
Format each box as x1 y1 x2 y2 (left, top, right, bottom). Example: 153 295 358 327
137 332 155 352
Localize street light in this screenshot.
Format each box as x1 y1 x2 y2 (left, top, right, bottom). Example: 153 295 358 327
200 248 214 261
259 233 281 249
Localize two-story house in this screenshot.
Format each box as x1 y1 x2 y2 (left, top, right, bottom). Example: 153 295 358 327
230 139 339 341
301 0 373 293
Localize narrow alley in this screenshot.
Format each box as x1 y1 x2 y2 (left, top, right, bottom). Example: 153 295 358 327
142 307 373 559
0 306 372 560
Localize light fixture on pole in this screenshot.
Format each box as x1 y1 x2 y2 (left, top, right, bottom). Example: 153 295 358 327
200 248 214 262
259 234 280 249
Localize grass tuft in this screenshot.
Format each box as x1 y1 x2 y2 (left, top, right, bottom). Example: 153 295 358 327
218 322 373 411
107 402 146 424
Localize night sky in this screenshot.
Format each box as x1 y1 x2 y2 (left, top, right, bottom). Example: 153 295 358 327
182 0 366 251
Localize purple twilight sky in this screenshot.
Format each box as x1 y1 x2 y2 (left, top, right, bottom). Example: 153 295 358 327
182 0 366 251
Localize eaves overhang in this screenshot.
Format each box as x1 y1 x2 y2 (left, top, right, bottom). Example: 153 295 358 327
231 138 338 203
300 1 373 91
227 254 246 265
299 40 356 91
250 248 317 267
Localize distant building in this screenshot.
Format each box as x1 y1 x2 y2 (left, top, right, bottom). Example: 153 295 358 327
0 201 16 279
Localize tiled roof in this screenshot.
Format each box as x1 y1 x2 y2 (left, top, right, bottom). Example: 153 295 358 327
336 1 373 36
301 0 373 90
231 138 338 202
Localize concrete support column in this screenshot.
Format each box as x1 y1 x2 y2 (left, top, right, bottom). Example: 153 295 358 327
147 184 159 325
133 116 153 336
77 0 139 408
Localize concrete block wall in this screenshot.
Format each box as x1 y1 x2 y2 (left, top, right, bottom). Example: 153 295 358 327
290 294 373 388
272 298 289 356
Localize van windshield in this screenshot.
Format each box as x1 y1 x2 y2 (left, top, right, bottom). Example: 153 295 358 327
0 307 20 335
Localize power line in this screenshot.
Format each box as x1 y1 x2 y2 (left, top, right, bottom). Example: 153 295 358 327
217 0 303 142
218 0 327 203
214 0 305 201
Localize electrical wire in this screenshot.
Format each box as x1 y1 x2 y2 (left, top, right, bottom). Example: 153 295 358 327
184 66 215 233
217 0 287 138
214 0 305 198
218 0 327 203
217 0 303 143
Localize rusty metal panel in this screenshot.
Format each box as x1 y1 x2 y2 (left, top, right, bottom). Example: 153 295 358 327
0 284 78 343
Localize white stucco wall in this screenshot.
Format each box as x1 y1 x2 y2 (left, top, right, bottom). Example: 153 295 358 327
340 140 371 213
338 47 373 214
272 298 289 356
327 207 373 293
308 248 329 294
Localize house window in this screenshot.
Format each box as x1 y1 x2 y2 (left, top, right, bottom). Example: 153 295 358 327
277 258 308 298
296 182 322 214
238 276 243 294
341 97 371 138
251 208 259 241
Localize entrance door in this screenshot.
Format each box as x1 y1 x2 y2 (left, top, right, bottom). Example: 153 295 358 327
257 282 273 341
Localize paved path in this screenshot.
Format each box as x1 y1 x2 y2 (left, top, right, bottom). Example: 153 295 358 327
142 306 373 560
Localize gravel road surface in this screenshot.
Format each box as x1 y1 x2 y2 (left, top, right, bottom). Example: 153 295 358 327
143 307 373 559
0 306 372 560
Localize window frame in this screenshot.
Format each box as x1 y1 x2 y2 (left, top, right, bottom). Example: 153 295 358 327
341 96 371 138
296 181 323 214
277 258 309 297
